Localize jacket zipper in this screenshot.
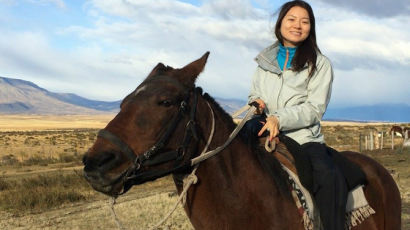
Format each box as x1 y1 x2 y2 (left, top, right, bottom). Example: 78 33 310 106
276 72 284 109
276 49 288 108
283 48 289 71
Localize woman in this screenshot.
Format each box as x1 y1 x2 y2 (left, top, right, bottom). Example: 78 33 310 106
243 1 347 230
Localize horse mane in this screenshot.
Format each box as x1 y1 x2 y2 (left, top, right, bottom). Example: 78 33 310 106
201 89 291 199
202 91 236 131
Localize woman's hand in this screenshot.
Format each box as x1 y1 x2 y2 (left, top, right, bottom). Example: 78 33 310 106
258 115 279 141
254 99 266 114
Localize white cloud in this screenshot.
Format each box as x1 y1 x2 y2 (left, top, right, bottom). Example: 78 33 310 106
88 0 200 19
47 0 65 9
0 0 409 106
313 0 410 18
57 0 274 100
311 4 410 106
0 31 141 100
317 16 410 67
0 0 15 5
331 67 410 107
26 0 66 9
202 0 263 19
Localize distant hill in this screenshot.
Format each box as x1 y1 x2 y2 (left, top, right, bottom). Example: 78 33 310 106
1 76 409 122
324 104 410 123
215 98 247 115
0 76 120 115
215 98 410 123
47 92 120 112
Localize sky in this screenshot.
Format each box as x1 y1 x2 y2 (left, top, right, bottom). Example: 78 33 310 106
0 0 409 107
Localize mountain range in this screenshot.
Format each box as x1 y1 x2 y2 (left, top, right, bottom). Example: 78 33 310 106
0 76 409 122
0 77 120 115
324 104 410 123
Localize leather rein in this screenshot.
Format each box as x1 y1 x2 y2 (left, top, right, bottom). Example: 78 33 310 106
97 87 202 195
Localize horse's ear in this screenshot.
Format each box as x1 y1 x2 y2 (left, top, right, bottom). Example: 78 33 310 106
148 63 174 78
176 52 210 86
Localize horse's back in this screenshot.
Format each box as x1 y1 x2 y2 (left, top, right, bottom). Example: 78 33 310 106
342 151 401 230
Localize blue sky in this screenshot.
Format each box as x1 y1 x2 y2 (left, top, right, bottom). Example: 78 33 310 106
0 0 409 107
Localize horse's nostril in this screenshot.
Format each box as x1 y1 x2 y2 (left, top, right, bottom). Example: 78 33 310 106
83 152 119 174
98 153 116 167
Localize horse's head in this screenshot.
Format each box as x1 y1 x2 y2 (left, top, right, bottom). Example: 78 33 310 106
83 52 210 196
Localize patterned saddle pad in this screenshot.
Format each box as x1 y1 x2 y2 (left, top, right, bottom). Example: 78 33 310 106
283 165 375 230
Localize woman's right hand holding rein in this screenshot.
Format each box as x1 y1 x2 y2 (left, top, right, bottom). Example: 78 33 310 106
254 98 265 114
251 99 280 141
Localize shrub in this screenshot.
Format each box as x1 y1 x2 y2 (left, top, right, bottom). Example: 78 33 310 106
0 155 19 166
21 156 57 166
58 153 81 163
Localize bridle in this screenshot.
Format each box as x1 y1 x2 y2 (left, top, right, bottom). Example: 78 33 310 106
97 86 203 195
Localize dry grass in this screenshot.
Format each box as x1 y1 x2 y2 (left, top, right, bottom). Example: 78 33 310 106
0 116 408 229
0 129 96 168
361 148 410 230
0 114 114 131
0 175 190 230
321 121 398 126
322 122 409 152
0 128 101 217
0 171 92 214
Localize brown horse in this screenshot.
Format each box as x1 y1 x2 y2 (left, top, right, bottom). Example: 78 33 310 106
83 53 401 229
390 126 404 137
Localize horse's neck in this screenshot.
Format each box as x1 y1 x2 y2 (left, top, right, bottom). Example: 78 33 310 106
196 102 258 184
191 100 268 182
196 116 276 193
176 103 302 229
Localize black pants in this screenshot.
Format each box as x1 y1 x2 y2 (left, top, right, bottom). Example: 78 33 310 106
241 116 348 230
302 142 347 230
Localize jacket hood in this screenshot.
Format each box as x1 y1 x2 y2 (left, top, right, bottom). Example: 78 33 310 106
256 41 317 74
254 41 282 74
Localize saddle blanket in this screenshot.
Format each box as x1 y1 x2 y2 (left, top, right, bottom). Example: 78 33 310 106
282 165 376 230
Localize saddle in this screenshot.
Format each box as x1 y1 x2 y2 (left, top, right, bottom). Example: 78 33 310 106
259 137 297 173
259 134 367 194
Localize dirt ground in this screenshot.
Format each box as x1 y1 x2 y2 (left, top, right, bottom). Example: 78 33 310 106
0 115 408 230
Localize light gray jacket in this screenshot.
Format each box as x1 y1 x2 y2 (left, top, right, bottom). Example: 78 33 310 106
248 41 334 145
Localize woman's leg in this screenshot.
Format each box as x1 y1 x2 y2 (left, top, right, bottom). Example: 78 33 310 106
301 142 348 230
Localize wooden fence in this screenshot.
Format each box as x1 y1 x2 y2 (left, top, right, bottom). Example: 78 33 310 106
359 130 409 152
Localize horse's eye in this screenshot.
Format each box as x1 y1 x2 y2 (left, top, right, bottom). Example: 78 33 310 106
159 100 173 107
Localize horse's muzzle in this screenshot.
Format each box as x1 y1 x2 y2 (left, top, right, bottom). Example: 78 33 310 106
82 151 126 196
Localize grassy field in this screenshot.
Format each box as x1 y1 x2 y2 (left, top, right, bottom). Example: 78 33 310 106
0 115 408 229
0 115 115 131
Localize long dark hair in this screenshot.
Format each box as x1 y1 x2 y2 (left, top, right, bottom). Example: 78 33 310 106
274 0 320 77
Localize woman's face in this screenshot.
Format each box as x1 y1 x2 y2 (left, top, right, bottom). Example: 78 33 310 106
280 6 311 47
